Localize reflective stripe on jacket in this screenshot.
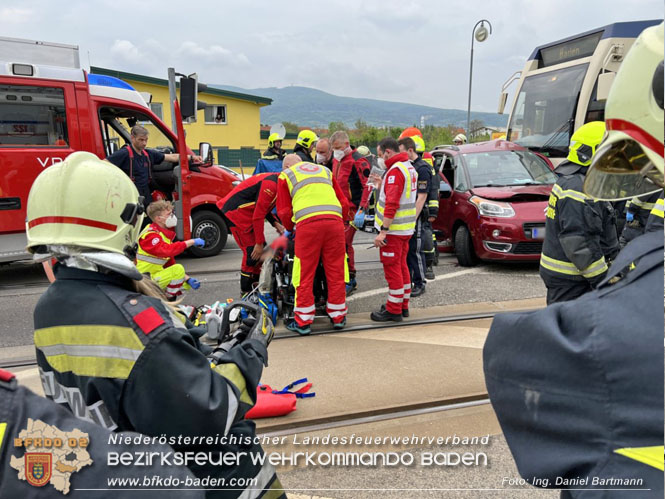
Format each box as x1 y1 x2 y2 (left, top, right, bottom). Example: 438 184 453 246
280 162 343 224
33 265 283 498
540 167 608 283
375 161 417 236
136 225 171 274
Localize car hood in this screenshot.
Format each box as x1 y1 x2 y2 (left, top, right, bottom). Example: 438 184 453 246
470 185 552 201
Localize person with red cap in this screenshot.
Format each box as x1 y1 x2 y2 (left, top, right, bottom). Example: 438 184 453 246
219 172 285 295
371 137 417 322
277 154 350 334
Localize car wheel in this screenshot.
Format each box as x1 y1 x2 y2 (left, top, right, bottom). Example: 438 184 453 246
454 225 478 267
189 211 228 257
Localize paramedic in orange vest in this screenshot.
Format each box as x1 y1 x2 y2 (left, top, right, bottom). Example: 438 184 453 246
136 200 204 299
219 172 285 295
276 154 350 335
371 137 417 322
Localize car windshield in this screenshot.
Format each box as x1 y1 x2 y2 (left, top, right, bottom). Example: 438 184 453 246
461 150 556 187
507 64 588 157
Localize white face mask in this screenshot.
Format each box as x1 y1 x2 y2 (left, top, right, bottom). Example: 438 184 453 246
165 213 177 228
316 153 328 164
377 157 386 169
333 149 345 161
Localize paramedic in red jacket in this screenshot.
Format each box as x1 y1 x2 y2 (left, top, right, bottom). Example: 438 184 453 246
276 154 350 335
371 137 417 322
330 130 371 295
219 173 285 295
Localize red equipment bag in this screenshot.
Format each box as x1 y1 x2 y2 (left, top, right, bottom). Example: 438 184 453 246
245 378 314 419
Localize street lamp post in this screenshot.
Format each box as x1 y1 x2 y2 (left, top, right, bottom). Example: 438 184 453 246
467 19 493 141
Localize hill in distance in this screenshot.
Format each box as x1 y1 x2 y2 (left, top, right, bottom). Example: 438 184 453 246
213 84 507 129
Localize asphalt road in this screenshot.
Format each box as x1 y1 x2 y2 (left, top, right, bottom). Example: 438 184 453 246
0 229 545 350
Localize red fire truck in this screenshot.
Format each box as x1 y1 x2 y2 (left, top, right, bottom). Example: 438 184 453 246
0 37 237 263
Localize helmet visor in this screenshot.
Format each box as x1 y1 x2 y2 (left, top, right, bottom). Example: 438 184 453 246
584 139 663 200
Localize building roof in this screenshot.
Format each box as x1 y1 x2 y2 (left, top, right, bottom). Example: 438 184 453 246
90 66 272 106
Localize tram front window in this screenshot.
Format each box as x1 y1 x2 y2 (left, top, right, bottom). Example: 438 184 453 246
507 64 588 157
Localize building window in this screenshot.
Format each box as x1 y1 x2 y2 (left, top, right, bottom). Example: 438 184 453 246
205 105 227 124
150 102 163 120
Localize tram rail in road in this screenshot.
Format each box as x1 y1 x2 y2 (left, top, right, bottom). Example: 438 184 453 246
0 308 536 373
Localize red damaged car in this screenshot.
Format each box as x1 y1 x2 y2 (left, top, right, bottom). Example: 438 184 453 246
431 140 556 266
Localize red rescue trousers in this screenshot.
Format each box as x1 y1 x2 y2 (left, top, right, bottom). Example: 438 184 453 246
293 218 347 326
229 226 262 275
380 234 411 314
344 222 357 277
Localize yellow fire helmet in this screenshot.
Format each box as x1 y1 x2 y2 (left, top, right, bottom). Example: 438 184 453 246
26 151 145 258
454 134 467 144
296 129 318 149
412 135 426 153
584 22 664 200
567 121 607 166
268 132 283 147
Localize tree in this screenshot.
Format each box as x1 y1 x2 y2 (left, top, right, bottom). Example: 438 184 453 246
328 121 348 133
282 121 300 134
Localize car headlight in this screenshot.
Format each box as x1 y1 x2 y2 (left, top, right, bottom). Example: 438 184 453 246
469 196 515 218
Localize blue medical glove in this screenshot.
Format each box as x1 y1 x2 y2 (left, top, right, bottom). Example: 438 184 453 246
353 209 365 228
187 277 201 290
284 230 295 240
625 212 634 222
193 238 205 247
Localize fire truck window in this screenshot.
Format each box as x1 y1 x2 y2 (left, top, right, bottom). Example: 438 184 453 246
99 107 174 156
0 85 68 147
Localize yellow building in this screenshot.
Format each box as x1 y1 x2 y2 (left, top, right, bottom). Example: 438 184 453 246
90 66 272 166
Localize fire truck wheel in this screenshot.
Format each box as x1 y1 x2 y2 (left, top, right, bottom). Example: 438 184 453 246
190 210 228 257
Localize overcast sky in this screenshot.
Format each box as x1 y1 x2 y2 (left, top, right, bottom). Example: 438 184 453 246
2 1 662 112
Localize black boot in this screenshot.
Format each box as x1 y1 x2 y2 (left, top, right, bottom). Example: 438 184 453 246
371 307 403 322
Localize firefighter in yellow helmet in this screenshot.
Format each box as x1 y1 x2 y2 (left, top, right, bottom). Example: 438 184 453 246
486 23 664 497
453 133 467 145
539 121 620 304
25 151 283 497
293 129 318 162
263 132 286 160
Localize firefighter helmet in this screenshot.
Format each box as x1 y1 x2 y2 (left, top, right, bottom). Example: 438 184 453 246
412 135 426 153
567 121 606 166
398 127 422 140
268 132 283 148
454 134 467 144
26 151 144 258
296 129 318 149
356 145 371 156
584 22 664 200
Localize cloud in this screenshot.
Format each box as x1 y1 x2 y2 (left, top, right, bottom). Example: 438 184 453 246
0 7 34 23
176 41 250 67
109 40 143 64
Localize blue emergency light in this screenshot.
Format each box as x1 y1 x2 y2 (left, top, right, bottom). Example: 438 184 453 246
87 73 136 91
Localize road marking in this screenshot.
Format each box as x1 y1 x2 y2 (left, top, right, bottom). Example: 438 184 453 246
348 267 484 301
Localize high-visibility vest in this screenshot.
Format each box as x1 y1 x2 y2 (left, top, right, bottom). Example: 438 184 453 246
136 224 171 274
375 161 417 236
280 162 343 224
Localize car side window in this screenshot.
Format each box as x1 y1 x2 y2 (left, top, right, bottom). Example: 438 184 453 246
453 156 468 191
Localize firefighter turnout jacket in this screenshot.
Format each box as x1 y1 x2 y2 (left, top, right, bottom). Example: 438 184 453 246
540 163 610 287
646 194 664 233
0 369 203 498
422 152 440 217
33 265 283 498
485 229 664 497
219 173 280 246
